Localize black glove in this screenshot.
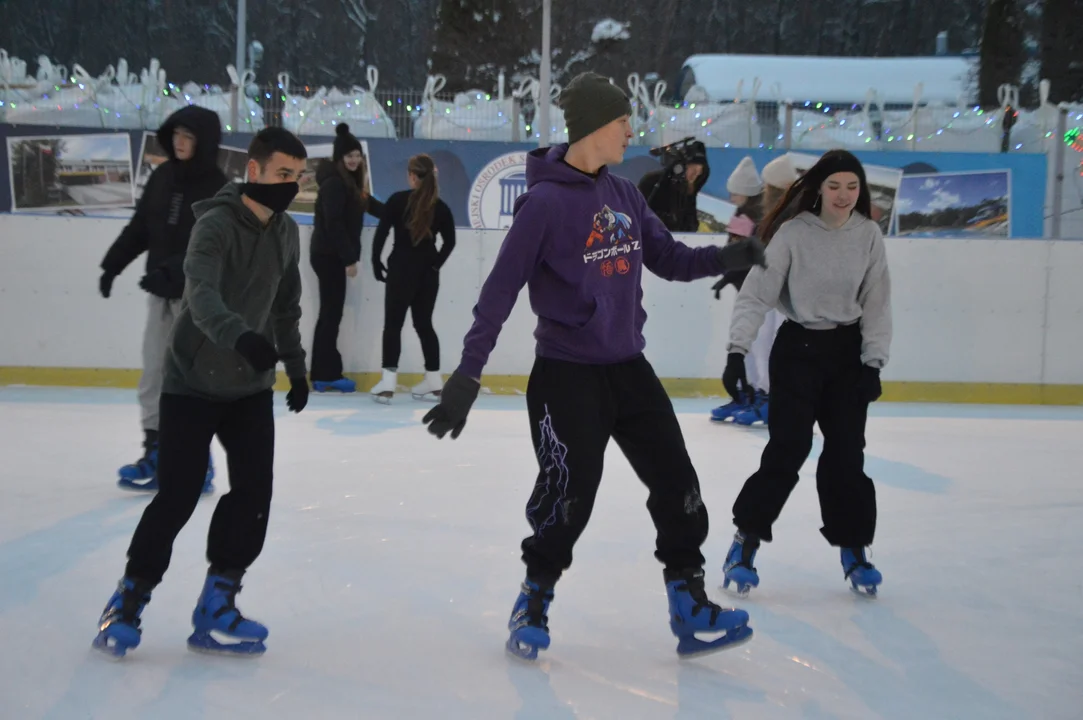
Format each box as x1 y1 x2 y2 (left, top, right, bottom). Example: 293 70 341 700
286 376 309 413
717 237 767 273
99 271 116 298
234 331 279 372
722 352 751 403
373 260 387 283
711 276 732 300
859 365 882 403
138 268 170 296
422 370 480 439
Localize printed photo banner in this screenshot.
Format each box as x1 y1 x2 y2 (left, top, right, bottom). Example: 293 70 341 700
0 123 1048 238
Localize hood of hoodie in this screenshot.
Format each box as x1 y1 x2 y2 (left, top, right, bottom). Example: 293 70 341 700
525 144 613 190
316 159 339 185
157 105 223 179
792 209 872 234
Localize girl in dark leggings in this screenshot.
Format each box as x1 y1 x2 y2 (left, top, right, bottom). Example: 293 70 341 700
309 123 383 392
369 154 456 403
720 149 893 598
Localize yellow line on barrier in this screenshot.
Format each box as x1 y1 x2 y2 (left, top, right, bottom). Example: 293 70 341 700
2 367 1083 405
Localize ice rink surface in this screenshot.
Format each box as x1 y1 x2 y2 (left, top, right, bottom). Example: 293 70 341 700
1 386 1081 720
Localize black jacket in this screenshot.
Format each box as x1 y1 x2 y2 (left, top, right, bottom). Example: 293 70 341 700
637 162 711 233
371 190 456 273
309 160 384 266
101 105 228 299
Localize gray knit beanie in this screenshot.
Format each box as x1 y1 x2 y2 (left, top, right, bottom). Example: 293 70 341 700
559 72 632 144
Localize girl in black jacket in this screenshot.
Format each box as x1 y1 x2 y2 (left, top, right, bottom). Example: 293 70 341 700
309 123 384 392
369 154 456 403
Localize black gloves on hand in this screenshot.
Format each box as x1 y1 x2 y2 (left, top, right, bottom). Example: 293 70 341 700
99 272 116 298
286 376 309 413
717 237 767 273
722 352 751 404
859 365 882 403
711 276 732 300
373 260 387 283
138 268 171 296
234 331 279 372
422 370 480 439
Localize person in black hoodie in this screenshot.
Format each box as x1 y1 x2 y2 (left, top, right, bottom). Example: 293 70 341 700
368 154 455 403
309 123 384 393
99 105 227 493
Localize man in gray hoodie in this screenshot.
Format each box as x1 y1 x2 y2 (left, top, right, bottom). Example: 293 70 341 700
92 127 310 659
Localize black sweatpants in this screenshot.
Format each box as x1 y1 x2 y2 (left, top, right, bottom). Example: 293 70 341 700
310 253 348 382
382 261 440 371
520 355 709 585
125 390 275 586
732 321 876 547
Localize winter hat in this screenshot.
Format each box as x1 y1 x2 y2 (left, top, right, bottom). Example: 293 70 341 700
333 123 363 162
761 154 799 190
559 72 632 144
726 156 763 197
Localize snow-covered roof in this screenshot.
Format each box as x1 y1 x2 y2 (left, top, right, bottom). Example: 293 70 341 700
679 54 976 106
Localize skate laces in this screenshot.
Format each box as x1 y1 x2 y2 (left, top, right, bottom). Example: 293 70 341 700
516 583 553 630
676 573 722 625
105 582 150 627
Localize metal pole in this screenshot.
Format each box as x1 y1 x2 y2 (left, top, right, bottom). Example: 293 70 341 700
236 0 247 77
537 0 551 147
1050 105 1068 239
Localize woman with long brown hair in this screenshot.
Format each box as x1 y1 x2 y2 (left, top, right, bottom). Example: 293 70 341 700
720 149 893 598
309 123 384 393
369 153 456 403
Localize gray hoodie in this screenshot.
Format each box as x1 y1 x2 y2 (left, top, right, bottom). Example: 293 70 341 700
162 182 307 400
727 210 892 368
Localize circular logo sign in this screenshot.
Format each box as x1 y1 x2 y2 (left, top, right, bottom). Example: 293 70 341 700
468 151 530 229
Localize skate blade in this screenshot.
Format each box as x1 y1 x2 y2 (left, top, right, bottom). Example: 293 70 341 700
849 582 879 598
676 625 753 658
411 391 441 402
116 479 158 492
91 631 137 660
371 393 393 405
721 575 758 598
187 631 266 657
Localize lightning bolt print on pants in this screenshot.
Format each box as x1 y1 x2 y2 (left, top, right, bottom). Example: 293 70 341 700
526 405 571 538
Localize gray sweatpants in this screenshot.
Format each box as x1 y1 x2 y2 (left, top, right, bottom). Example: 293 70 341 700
138 295 184 431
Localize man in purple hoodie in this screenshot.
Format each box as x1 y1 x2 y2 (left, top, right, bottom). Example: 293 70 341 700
422 72 765 660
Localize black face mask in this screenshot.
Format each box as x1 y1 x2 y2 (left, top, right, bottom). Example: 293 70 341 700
242 181 299 214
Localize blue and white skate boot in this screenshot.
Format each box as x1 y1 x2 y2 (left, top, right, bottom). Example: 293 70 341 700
710 397 747 422
506 579 554 661
722 531 760 596
117 434 159 491
665 568 752 657
187 572 268 656
91 576 153 659
732 392 769 427
313 377 356 393
841 547 882 597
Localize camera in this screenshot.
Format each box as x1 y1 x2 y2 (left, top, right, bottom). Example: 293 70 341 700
649 136 708 180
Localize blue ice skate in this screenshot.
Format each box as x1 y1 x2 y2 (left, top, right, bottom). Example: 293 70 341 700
187 572 268 656
117 444 215 495
722 531 760 596
732 392 769 427
665 568 752 657
841 547 882 597
313 377 356 393
91 577 153 659
506 579 554 661
709 397 746 422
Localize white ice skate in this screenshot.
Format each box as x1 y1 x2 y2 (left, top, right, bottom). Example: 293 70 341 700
411 371 443 401
370 368 397 405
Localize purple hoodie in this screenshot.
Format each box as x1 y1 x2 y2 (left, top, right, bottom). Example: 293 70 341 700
457 144 725 379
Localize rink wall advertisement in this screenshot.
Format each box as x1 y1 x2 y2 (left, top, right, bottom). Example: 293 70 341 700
0 123 1047 238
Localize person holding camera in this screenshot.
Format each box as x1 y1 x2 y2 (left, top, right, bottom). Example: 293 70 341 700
636 139 709 232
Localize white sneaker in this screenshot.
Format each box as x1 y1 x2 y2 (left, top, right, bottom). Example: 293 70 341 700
411 371 444 401
370 368 397 404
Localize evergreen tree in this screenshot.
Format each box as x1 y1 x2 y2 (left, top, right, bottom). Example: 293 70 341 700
978 0 1025 107
1040 0 1083 103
